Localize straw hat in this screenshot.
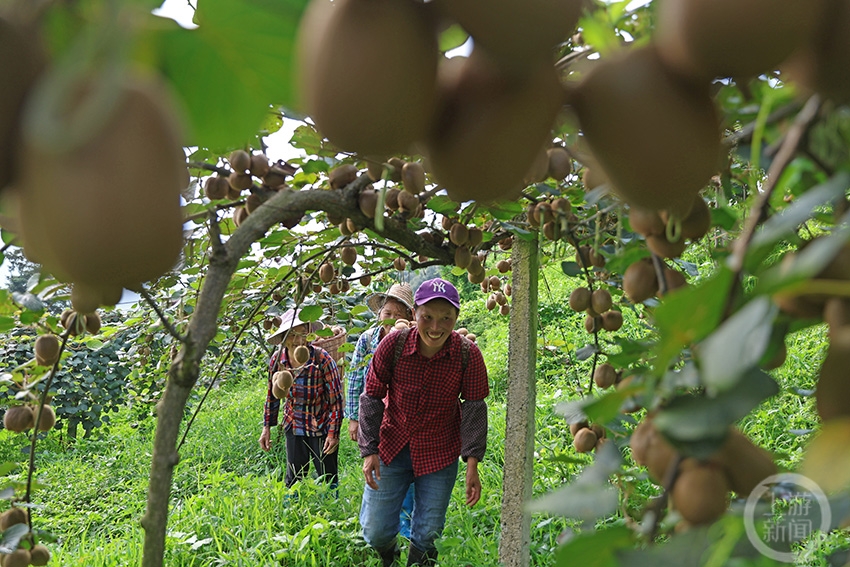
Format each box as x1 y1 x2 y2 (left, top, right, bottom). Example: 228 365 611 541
266 308 324 345
366 283 414 316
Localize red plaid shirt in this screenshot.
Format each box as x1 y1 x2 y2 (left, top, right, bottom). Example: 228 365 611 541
363 329 489 476
263 345 342 438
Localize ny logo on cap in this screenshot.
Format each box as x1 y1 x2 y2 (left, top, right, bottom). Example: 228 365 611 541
431 281 446 293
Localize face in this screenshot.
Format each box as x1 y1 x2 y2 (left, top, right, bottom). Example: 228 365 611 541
413 299 458 355
378 298 411 331
283 324 310 349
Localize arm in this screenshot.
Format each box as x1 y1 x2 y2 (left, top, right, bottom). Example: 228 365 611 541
459 345 489 501
465 457 481 506
321 350 344 455
259 351 282 451
345 330 373 440
359 333 394 488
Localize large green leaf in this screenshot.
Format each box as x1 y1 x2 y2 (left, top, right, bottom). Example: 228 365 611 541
152 0 308 148
554 526 634 567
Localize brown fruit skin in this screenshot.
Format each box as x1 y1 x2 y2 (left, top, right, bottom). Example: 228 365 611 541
84 311 102 335
497 260 512 273
467 228 484 248
204 176 230 200
249 154 270 178
602 310 623 332
589 423 605 440
393 257 407 271
573 428 598 453
296 0 438 155
590 289 613 314
3 406 34 433
573 46 721 215
340 246 357 266
358 188 379 219
623 259 659 303
678 196 711 241
547 147 572 181
630 418 677 483
0 18 47 191
274 370 294 393
498 303 510 316
816 327 850 421
671 460 730 525
17 74 186 291
35 404 56 432
594 363 617 389
584 314 602 334
662 268 687 294
449 224 470 246
0 507 28 531
654 0 827 82
229 150 251 172
401 161 426 194
35 334 61 367
396 190 420 214
434 0 583 74
318 263 335 284
29 544 51 566
629 206 665 237
709 428 777 497
359 275 372 287
329 164 358 190
292 346 310 366
569 420 589 436
2 548 31 567
454 246 472 269
228 171 254 191
427 52 563 202
646 234 687 259
569 287 591 312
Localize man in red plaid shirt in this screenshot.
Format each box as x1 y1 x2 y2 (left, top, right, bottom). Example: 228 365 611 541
358 278 489 566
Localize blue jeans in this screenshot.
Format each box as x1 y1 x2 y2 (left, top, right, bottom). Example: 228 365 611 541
399 484 415 539
360 446 458 553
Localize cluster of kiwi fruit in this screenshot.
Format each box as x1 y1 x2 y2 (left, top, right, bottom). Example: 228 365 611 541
442 216 490 284
630 416 777 527
3 403 56 434
456 327 477 343
295 0 585 203
569 420 607 454
527 197 574 243
271 369 294 400
569 285 622 335
483 276 511 317
0 507 50 566
621 258 688 305
0 14 189 312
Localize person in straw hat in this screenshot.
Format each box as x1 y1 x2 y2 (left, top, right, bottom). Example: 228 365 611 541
346 282 416 538
259 308 343 489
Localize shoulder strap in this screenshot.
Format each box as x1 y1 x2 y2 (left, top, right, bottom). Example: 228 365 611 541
391 327 411 373
459 335 471 374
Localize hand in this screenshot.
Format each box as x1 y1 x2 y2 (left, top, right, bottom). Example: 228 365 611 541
259 427 271 452
363 454 381 490
323 435 340 455
465 459 481 506
348 419 359 442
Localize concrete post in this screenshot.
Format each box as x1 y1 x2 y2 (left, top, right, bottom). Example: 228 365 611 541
498 234 538 567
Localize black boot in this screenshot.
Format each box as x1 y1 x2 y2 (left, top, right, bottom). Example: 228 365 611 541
406 544 438 566
377 541 400 567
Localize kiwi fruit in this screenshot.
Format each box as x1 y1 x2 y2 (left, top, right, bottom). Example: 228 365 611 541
249 154 270 178
360 275 372 286
572 46 721 215
2 548 31 567
589 423 605 440
662 267 687 293
589 249 606 268
457 327 469 336
245 193 263 214
34 334 61 367
499 303 510 316
229 150 251 172
523 146 550 186
498 237 514 251
295 0 438 155
467 227 484 248
393 257 407 271
434 0 583 74
710 427 777 496
488 276 501 291
366 158 385 182
468 268 487 285
569 420 589 436
233 206 249 227
590 289 613 314
454 246 472 269
677 196 711 240
584 314 602 334
581 167 608 191
292 345 310 366
340 246 357 266
401 161 426 194
602 310 624 332
534 202 554 226
486 295 497 311
623 258 659 303
395 190 419 214
654 0 827 83
274 370 294 392
3 406 34 433
573 427 598 453
547 147 572 181
448 223 469 246
646 234 687 259
339 221 353 237
0 17 47 191
29 544 50 566
569 287 591 312
355 188 378 219
494 291 507 306
526 203 540 228
466 333 477 342
329 164 358 189
574 246 591 269
228 172 253 191
426 52 563 202
641 421 678 484
16 73 187 292
34 404 56 431
272 381 288 400
594 363 617 389
671 460 730 525
551 197 572 216
497 259 512 273
815 326 850 421
204 176 230 200
628 206 665 237
319 263 335 284
0 507 28 531
386 158 406 183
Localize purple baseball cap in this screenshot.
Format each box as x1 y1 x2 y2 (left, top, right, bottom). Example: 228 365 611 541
415 278 460 309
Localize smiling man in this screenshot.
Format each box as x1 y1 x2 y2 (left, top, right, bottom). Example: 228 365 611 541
357 278 490 566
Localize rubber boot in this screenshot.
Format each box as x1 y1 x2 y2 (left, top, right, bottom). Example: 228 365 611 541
377 541 400 567
407 544 438 566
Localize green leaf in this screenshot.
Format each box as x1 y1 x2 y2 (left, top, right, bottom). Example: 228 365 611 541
0 316 14 333
710 206 738 231
555 526 634 567
153 0 309 148
482 200 524 221
350 305 369 316
298 305 323 322
561 261 582 277
654 267 734 371
653 368 779 444
699 297 777 393
426 195 460 216
438 24 469 53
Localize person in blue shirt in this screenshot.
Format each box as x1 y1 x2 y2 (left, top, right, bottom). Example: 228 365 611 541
346 283 416 539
